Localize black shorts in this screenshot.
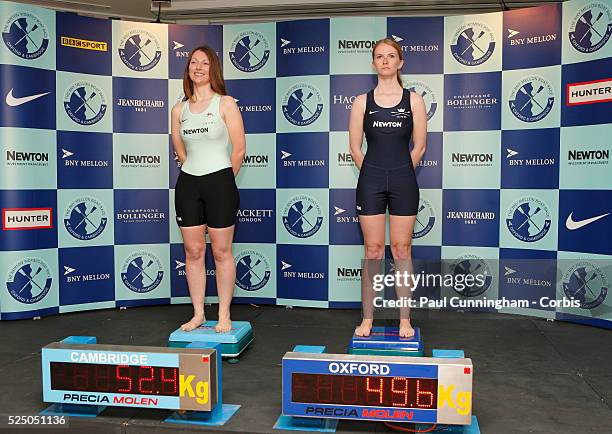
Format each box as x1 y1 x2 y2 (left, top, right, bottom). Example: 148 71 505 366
174 168 239 228
356 163 419 216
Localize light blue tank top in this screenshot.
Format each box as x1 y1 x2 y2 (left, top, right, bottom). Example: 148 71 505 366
179 94 231 176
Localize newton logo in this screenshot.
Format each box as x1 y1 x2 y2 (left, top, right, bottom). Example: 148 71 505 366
282 195 323 238
2 11 49 59
6 257 52 304
235 250 271 291
282 83 324 126
450 23 496 66
120 251 164 293
118 29 162 72
229 30 270 72
64 81 107 126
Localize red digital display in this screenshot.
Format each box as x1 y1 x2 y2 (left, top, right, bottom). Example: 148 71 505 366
292 373 438 409
50 362 179 396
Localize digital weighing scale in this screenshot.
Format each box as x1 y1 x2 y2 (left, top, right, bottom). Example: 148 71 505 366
168 320 253 358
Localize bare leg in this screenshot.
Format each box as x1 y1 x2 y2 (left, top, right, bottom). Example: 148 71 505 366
208 226 236 333
390 215 417 338
179 225 207 331
356 214 386 337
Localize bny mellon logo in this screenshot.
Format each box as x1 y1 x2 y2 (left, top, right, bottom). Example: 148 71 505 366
504 266 516 276
281 261 292 270
281 38 291 48
175 260 185 269
173 41 184 50
506 148 518 158
392 34 403 42
6 88 50 107
281 150 292 159
334 206 345 216
507 29 520 38
63 266 76 276
62 149 74 159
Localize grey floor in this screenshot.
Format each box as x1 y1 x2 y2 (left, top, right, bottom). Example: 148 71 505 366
0 304 611 433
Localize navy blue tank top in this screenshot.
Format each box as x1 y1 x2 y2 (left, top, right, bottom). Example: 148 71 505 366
362 88 414 169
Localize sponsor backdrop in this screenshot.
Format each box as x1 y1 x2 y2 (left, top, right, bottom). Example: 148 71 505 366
1 0 611 328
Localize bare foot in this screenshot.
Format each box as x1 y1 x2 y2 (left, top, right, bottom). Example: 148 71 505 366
180 312 205 332
355 318 373 337
399 318 415 338
215 312 232 333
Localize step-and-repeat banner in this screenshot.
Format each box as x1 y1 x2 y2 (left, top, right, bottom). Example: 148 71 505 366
0 0 611 327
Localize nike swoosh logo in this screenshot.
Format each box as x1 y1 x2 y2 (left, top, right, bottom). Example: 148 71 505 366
565 212 610 230
5 88 50 107
368 110 378 114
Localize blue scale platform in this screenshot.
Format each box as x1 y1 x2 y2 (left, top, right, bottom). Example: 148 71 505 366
168 320 253 357
348 326 423 356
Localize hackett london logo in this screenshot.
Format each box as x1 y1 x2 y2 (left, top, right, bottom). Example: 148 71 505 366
63 81 107 126
405 81 438 121
450 22 496 66
509 76 554 123
63 196 107 241
229 30 271 72
282 83 324 126
2 11 49 60
118 29 162 72
6 257 52 304
568 2 612 54
282 195 323 238
505 197 552 242
562 261 608 309
120 251 163 293
236 208 273 223
235 250 271 291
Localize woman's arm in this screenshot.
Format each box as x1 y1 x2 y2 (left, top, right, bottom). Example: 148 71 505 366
410 92 427 169
170 101 187 164
221 96 246 176
348 94 366 170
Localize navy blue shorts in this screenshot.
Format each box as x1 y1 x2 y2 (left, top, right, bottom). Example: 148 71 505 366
356 163 419 216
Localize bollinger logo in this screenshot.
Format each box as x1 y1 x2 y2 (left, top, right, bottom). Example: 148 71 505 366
450 255 492 297
508 76 554 123
413 198 436 239
120 251 164 293
569 3 612 54
6 257 52 304
282 195 323 238
450 22 496 66
562 261 608 309
505 196 552 242
405 81 437 121
229 30 271 72
235 250 271 291
282 83 324 126
63 81 107 126
63 197 107 241
2 11 49 60
118 30 162 72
